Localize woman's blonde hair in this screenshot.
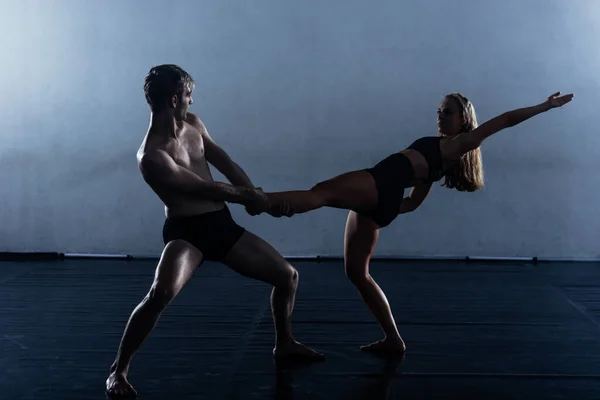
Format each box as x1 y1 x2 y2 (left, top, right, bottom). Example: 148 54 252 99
441 93 484 192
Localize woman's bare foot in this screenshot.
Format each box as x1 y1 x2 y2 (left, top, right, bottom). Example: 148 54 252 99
360 337 406 353
106 371 137 398
273 339 325 360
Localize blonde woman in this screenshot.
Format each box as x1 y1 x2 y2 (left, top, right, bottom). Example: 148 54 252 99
263 91 573 353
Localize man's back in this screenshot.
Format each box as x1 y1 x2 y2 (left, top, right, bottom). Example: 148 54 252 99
137 113 225 218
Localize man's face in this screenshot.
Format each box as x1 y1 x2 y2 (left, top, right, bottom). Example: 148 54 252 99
173 86 193 121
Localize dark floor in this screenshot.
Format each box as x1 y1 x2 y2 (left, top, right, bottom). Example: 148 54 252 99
1 259 600 399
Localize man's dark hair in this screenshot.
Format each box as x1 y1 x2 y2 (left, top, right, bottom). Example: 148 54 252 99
143 64 195 112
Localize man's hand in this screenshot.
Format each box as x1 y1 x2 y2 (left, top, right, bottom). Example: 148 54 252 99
267 197 295 218
245 204 263 216
243 187 271 214
242 190 296 218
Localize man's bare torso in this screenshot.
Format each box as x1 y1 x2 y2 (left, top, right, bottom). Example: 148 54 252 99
137 113 224 218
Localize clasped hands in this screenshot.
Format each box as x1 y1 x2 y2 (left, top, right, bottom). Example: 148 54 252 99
243 187 294 218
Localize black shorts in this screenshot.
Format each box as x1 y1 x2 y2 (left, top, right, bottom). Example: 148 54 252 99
358 153 414 228
162 206 246 261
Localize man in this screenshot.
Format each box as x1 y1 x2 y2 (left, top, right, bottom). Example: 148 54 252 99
105 64 323 397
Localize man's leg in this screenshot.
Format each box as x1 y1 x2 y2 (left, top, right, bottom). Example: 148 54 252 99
222 231 324 359
106 240 203 397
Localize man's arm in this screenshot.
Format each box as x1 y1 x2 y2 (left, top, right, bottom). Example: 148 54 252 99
398 183 432 214
139 150 262 205
187 114 255 189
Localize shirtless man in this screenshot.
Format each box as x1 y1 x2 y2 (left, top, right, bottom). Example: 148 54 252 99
105 64 323 398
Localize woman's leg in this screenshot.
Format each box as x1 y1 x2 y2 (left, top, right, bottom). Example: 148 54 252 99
343 211 406 353
266 170 378 215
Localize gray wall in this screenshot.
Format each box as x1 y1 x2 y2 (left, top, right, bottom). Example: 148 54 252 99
1 0 598 258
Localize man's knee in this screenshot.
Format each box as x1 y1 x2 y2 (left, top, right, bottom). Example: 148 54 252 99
289 266 299 284
275 263 298 289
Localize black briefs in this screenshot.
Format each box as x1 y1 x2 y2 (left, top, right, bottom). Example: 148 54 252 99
359 152 415 228
162 206 246 261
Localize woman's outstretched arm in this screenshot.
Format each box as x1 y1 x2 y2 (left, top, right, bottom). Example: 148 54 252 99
455 92 574 154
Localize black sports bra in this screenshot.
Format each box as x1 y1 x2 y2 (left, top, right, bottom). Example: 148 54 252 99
406 136 445 183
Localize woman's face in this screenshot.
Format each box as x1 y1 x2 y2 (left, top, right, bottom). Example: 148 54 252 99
437 96 464 137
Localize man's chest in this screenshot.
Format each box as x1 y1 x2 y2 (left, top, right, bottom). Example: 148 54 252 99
168 129 206 168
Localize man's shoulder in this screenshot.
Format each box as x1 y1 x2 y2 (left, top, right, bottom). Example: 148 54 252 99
138 144 170 167
185 112 204 129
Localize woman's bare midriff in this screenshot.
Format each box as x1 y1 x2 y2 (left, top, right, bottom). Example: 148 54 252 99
398 149 431 183
397 137 458 185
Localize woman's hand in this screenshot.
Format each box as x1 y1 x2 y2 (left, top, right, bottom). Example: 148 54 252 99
545 92 574 109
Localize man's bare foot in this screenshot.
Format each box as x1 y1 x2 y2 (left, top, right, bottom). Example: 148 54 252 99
273 339 325 360
106 371 137 398
360 337 406 353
